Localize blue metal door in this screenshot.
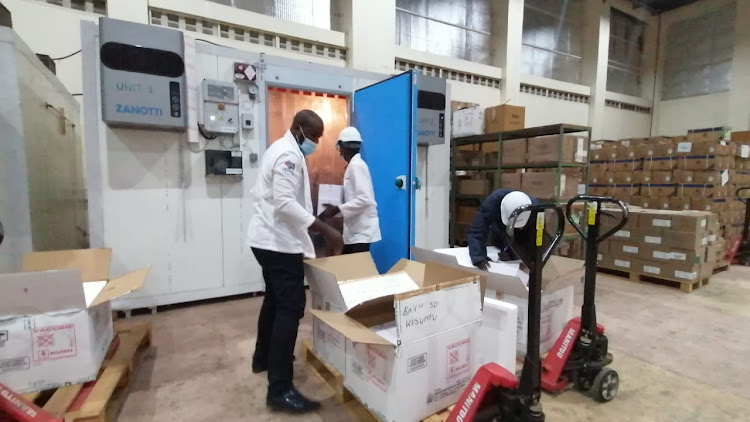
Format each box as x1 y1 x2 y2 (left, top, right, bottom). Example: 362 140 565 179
354 71 417 273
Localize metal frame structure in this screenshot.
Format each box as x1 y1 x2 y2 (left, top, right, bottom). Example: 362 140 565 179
448 123 592 247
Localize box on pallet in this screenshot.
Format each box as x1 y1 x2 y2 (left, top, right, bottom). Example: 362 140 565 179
0 249 149 394
609 159 642 172
411 247 584 356
500 172 522 190
309 255 484 422
527 135 588 164
640 184 676 197
485 105 525 133
675 156 734 171
686 128 729 143
642 157 675 171
674 141 736 156
591 147 616 162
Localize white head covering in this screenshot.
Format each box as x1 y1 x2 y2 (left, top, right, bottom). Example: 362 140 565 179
501 191 532 228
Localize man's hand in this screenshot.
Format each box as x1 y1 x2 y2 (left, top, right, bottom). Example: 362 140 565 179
475 260 490 271
321 225 344 255
319 204 340 220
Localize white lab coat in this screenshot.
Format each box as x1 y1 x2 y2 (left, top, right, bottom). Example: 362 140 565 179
246 131 316 258
339 153 382 245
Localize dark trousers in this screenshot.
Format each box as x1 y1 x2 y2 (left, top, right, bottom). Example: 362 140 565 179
342 243 370 254
251 248 306 395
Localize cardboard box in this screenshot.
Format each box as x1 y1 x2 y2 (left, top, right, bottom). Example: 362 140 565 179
693 170 732 185
452 107 484 137
675 141 736 156
613 171 635 184
633 171 651 184
637 197 670 209
673 170 694 183
305 253 481 378
691 198 727 212
650 171 672 184
527 135 588 164
609 159 642 172
456 150 484 167
501 138 527 164
311 260 483 422
637 142 675 159
639 184 676 197
590 172 614 185
456 206 478 223
521 171 584 200
642 157 675 171
459 179 491 196
500 172 522 190
609 239 641 256
591 147 616 162
675 156 734 171
687 128 728 143
451 101 479 113
731 130 750 144
675 184 724 198
611 184 640 197
0 249 149 394
411 248 584 356
485 105 525 133
669 196 692 211
589 163 610 174
672 211 711 233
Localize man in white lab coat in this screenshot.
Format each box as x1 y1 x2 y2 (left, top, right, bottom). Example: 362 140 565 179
320 127 381 253
247 110 343 413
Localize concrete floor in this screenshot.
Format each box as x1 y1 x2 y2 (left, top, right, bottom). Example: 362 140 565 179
114 266 750 422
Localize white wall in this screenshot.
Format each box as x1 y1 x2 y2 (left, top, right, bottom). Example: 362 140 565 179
601 107 653 140
651 0 743 135
517 94 590 127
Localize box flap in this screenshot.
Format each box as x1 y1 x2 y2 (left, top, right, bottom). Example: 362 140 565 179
22 248 112 282
394 278 482 344
304 253 379 281
311 309 393 346
387 259 425 285
90 267 149 307
542 256 585 287
0 270 86 315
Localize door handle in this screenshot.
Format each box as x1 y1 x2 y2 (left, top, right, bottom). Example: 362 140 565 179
413 177 422 190
395 176 406 190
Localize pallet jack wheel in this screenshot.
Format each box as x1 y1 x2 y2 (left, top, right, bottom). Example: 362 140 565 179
591 367 619 402
575 371 594 391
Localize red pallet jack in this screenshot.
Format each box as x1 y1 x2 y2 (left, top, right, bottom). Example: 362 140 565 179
727 187 750 265
0 382 62 422
540 195 627 402
447 203 565 422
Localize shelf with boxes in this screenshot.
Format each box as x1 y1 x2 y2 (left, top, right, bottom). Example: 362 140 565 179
449 123 592 249
589 127 750 259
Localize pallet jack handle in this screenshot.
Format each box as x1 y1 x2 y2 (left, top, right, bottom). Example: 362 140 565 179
565 195 628 244
506 203 565 406
736 187 750 241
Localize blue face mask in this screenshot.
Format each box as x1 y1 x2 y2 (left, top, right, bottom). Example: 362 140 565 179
297 126 317 156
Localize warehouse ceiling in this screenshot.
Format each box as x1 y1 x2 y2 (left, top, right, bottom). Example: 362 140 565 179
630 0 701 14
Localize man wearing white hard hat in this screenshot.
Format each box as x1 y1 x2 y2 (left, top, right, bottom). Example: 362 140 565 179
467 189 539 270
320 127 381 253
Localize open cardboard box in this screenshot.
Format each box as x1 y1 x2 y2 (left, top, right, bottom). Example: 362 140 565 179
411 247 584 355
310 261 482 422
304 252 484 374
0 248 149 394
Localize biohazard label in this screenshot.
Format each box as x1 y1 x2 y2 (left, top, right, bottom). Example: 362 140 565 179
446 339 471 381
32 324 77 363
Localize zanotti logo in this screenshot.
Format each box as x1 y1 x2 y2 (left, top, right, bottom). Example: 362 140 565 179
556 328 577 359
456 382 481 422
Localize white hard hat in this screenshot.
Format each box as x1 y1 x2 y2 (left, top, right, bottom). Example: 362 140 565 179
338 127 363 144
501 191 532 228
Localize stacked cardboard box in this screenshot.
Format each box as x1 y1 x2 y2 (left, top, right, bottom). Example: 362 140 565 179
589 128 747 254
598 208 720 283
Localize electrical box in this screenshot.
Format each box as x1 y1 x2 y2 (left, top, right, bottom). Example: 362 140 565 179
241 113 254 130
201 80 239 135
99 18 187 132
205 149 243 176
415 75 447 146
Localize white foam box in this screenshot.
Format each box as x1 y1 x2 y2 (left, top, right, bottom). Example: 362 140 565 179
452 106 485 137
478 297 518 373
412 247 583 356
304 253 482 375
312 275 483 422
0 249 149 394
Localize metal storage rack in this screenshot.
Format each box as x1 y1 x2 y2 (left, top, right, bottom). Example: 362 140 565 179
449 123 592 247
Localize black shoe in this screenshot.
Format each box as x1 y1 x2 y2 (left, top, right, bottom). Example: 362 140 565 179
267 388 321 413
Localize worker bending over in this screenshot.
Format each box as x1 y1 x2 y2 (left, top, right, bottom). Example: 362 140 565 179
247 110 343 414
468 189 539 270
320 127 381 254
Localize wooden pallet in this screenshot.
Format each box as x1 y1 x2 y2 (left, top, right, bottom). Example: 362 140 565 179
598 266 709 293
20 321 151 422
713 260 730 273
301 340 453 422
